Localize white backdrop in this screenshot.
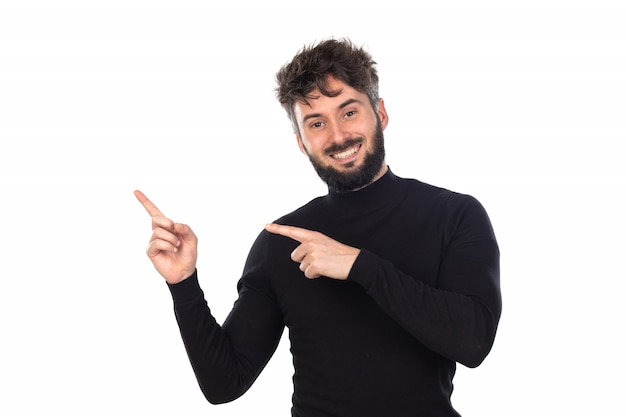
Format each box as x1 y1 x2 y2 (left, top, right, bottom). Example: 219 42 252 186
1 1 624 415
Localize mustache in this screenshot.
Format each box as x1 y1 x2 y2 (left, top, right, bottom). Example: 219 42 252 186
324 138 363 156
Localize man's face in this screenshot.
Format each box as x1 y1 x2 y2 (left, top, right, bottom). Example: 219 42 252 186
293 76 389 193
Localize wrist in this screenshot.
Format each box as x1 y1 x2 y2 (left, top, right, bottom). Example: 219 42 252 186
167 268 196 285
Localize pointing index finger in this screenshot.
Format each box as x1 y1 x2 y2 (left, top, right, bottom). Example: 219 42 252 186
134 190 164 217
265 223 315 243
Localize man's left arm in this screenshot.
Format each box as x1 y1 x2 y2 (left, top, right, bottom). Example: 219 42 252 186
265 196 501 368
348 195 501 368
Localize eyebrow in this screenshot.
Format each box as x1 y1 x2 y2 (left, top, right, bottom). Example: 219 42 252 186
301 98 364 124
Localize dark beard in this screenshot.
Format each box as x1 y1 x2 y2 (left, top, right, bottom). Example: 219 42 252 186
306 119 386 194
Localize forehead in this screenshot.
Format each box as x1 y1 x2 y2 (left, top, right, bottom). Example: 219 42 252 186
293 77 369 120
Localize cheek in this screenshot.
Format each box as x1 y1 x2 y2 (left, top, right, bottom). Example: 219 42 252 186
298 133 325 154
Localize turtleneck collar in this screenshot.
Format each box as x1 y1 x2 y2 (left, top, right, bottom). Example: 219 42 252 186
321 167 407 218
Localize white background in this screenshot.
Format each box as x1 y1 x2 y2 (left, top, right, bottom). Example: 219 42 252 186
1 1 624 415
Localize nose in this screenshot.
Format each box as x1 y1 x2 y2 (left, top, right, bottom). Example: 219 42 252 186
329 120 352 144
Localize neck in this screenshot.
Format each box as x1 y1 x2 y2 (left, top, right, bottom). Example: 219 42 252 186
350 163 388 192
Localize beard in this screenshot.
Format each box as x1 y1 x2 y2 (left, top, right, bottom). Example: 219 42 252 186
305 118 386 194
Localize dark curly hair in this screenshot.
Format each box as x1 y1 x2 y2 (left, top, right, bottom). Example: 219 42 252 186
275 38 379 133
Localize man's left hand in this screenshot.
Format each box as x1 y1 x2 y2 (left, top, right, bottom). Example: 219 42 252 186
265 224 360 280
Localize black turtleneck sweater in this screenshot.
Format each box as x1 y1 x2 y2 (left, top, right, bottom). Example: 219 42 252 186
167 169 501 417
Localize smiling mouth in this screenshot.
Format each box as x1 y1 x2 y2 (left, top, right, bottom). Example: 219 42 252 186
330 144 361 160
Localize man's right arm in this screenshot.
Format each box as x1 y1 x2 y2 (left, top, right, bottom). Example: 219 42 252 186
135 191 284 403
167 233 284 403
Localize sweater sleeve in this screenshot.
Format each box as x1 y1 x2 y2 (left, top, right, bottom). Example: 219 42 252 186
167 233 285 404
347 195 501 368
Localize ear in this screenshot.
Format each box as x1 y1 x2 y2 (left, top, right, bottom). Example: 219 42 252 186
295 132 308 155
376 98 389 130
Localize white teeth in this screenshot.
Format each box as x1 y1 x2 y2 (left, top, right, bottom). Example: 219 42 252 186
332 147 358 159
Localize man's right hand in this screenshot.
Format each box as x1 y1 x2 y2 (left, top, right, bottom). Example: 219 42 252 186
134 190 198 284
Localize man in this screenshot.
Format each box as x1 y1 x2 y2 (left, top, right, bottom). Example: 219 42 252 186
135 38 501 417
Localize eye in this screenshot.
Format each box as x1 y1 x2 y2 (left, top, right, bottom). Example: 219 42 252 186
344 110 356 119
310 121 325 129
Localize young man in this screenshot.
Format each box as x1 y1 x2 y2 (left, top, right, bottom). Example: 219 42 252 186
135 38 501 417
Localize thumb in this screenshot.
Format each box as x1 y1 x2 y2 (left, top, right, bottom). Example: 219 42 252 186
174 222 197 244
